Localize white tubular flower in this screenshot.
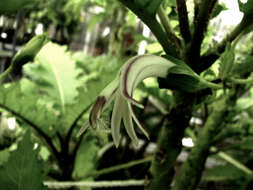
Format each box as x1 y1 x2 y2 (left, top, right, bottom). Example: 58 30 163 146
87 54 176 147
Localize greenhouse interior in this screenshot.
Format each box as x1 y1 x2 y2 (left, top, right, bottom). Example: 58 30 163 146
1 0 253 190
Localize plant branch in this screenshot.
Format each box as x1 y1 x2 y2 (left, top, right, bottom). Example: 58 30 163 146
56 132 66 154
118 0 179 57
0 104 60 160
83 156 152 179
198 18 250 73
171 95 234 190
145 99 192 190
199 78 223 89
230 77 253 85
157 6 182 52
44 180 145 189
186 0 217 70
176 0 191 44
0 65 13 82
70 130 85 159
65 103 92 153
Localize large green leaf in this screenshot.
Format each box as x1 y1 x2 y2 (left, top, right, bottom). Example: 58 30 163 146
0 81 57 136
73 131 107 178
0 0 37 14
0 131 47 190
24 42 83 111
59 54 122 131
0 149 10 166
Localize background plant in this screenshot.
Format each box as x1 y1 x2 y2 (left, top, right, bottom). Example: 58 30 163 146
1 0 253 190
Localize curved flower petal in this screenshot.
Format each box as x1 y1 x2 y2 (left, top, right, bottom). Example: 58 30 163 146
89 96 106 127
120 55 175 104
122 100 139 147
128 103 150 140
111 91 123 147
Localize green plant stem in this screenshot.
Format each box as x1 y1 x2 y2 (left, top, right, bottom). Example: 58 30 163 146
118 0 179 57
199 78 223 89
176 0 191 44
157 6 181 52
65 103 92 155
172 97 229 190
186 0 217 70
145 100 192 190
217 19 249 53
44 180 145 189
210 147 253 176
108 3 127 57
0 64 13 82
83 156 152 179
148 19 179 57
230 77 253 85
198 18 250 73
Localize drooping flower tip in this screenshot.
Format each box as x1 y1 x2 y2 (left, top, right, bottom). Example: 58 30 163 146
89 96 106 128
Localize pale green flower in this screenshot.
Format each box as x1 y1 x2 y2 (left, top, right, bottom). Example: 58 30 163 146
85 54 176 147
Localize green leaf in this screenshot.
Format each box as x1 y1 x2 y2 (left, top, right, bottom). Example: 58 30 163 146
134 0 163 16
237 0 253 36
145 0 164 16
24 42 83 111
0 81 57 136
73 132 104 178
0 131 47 190
0 0 37 14
0 149 10 166
158 56 210 92
158 74 201 93
165 0 176 7
58 54 122 132
120 0 164 18
238 0 253 19
232 55 253 76
204 163 245 182
211 3 227 19
237 137 253 151
219 43 235 80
